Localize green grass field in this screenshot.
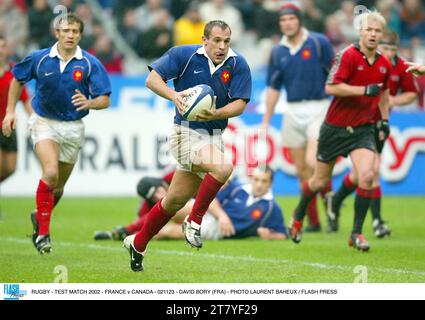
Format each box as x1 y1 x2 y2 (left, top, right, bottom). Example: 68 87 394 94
0 196 425 283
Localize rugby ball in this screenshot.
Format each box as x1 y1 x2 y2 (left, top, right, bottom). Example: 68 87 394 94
182 84 214 121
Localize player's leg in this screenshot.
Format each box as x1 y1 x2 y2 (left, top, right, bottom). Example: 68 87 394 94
188 143 233 224
284 114 321 231
303 141 323 231
0 150 17 183
131 170 201 252
327 167 359 232
54 161 75 208
155 224 185 240
290 159 336 243
348 148 376 251
0 131 18 182
370 154 391 237
32 140 60 254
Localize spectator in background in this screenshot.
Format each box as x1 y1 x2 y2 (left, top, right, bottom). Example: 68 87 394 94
135 0 174 32
0 0 29 57
376 0 401 35
119 9 143 55
325 14 346 52
75 3 97 50
48 0 77 11
333 1 358 44
199 0 244 46
170 0 192 20
27 0 55 50
313 0 341 17
400 0 425 45
89 34 123 73
139 8 173 60
300 0 325 33
174 2 205 46
112 0 143 28
237 0 280 40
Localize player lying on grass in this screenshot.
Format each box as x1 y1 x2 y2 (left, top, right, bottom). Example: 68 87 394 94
95 167 287 241
327 28 419 237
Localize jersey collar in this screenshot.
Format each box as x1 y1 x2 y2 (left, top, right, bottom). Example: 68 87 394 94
353 42 382 66
280 28 309 55
196 46 237 75
49 42 83 61
242 184 274 207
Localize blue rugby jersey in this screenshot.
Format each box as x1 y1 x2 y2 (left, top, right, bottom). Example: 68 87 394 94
267 30 334 102
149 45 252 135
12 43 111 121
216 179 287 239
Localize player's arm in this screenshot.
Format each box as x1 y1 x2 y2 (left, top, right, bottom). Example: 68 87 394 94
379 88 390 121
261 87 281 128
208 199 236 237
195 98 247 122
146 69 188 115
389 92 417 108
257 227 287 240
23 100 33 115
325 83 382 97
72 90 110 111
406 62 425 76
2 78 25 137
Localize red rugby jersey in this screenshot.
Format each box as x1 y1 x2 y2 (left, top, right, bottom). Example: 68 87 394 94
326 43 392 126
0 66 29 128
388 55 419 97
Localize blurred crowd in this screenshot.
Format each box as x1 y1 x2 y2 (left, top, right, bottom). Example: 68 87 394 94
1 0 424 103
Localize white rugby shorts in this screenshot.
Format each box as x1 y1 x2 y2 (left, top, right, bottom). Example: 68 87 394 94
281 99 329 148
28 113 85 164
169 124 226 178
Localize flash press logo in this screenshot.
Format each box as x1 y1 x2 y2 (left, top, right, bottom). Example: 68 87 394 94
3 284 28 300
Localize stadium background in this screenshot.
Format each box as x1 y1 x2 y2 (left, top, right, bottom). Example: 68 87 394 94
1 0 424 196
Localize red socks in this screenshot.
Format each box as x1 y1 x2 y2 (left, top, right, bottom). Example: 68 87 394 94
125 216 146 235
124 201 154 235
188 174 224 225
320 180 333 199
307 196 320 226
133 200 172 253
36 180 54 236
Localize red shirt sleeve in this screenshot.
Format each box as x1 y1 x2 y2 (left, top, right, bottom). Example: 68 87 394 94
399 60 420 93
19 86 29 102
383 61 392 91
162 170 175 185
327 48 352 85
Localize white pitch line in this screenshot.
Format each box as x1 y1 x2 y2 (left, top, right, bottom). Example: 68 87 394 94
2 236 425 278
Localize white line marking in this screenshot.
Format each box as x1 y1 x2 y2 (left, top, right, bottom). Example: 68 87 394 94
2 236 425 278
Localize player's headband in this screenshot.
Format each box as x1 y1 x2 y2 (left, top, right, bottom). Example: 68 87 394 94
279 3 302 21
379 40 398 46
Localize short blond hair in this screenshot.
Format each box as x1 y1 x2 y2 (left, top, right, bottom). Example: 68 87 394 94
356 11 387 31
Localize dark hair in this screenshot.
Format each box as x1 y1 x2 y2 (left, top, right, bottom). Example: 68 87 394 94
380 28 399 46
204 20 231 38
255 166 275 182
56 13 85 33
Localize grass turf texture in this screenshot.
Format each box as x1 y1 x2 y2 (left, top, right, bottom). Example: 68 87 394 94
0 196 424 283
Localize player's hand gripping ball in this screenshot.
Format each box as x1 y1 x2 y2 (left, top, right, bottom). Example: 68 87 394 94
181 84 214 121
